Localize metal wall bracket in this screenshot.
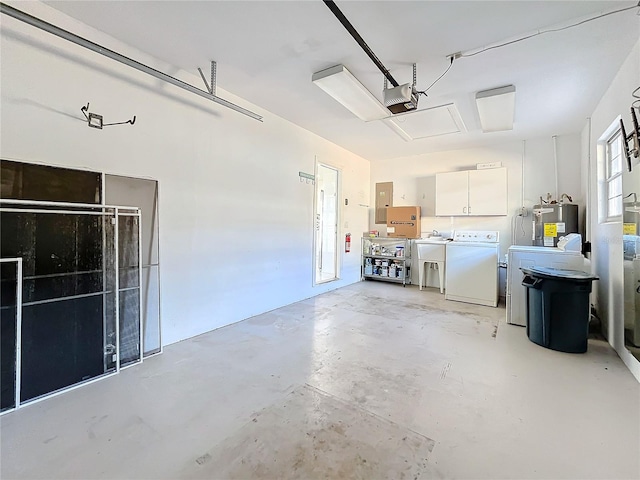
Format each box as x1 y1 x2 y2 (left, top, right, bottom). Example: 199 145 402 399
198 61 217 96
383 63 417 91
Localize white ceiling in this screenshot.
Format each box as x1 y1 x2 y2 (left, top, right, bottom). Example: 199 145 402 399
43 1 640 161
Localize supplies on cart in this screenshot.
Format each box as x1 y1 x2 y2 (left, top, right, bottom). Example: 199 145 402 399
389 264 397 277
364 257 373 275
367 243 398 256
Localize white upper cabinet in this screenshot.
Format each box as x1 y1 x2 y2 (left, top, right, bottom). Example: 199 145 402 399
435 167 507 216
468 168 508 215
435 170 468 216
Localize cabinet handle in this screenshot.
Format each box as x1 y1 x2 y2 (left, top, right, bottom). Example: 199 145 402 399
468 206 471 214
463 206 467 214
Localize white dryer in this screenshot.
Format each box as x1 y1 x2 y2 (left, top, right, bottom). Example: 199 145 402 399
506 234 586 326
445 231 500 307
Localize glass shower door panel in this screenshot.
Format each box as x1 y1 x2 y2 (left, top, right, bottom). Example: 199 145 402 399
118 214 141 367
0 209 117 403
21 297 105 401
104 175 160 358
0 261 18 412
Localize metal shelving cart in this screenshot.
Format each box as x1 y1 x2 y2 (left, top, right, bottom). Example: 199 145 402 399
362 237 411 286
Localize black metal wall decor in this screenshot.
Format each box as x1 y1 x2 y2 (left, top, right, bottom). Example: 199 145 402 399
81 103 136 130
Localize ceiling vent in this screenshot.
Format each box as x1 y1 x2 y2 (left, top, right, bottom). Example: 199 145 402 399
384 103 466 141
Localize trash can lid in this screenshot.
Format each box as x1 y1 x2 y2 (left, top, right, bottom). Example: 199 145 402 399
520 266 599 282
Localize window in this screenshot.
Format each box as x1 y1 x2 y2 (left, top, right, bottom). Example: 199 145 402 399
605 129 623 220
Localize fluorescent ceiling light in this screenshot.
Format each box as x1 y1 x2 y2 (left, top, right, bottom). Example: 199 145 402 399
312 65 390 121
475 85 516 133
384 103 466 142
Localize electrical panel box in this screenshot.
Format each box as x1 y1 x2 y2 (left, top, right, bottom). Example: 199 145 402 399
375 182 393 224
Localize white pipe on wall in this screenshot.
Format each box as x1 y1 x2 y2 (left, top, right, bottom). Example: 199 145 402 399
586 117 592 243
521 139 526 208
552 135 559 202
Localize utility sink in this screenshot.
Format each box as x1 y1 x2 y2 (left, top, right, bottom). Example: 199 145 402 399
415 237 449 244
414 238 449 293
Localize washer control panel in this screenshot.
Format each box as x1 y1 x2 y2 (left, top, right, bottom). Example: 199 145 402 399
452 231 500 243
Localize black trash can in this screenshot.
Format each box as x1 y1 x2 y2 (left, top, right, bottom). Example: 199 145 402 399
521 266 598 353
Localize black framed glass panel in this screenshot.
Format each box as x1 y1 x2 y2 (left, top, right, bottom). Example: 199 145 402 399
1 160 101 204
1 207 117 403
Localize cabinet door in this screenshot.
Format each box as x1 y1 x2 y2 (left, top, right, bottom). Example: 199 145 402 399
468 168 507 216
435 171 469 216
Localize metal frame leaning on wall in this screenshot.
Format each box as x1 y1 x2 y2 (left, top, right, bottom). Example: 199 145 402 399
0 199 144 415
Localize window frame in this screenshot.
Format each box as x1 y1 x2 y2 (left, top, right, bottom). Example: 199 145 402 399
604 128 623 222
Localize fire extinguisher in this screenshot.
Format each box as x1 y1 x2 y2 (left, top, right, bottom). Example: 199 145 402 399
345 233 351 253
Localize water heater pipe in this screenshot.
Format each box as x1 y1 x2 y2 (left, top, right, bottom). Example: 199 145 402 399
521 140 526 208
552 135 559 202
586 117 592 242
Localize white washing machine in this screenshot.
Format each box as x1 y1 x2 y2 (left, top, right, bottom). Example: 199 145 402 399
506 234 585 326
445 231 500 307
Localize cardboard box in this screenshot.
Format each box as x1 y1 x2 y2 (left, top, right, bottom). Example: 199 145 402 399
386 206 421 238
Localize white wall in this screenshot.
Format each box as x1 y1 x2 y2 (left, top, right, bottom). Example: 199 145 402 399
586 40 640 381
0 2 370 346
369 135 583 290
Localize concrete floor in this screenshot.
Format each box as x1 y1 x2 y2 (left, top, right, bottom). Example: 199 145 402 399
2 282 639 479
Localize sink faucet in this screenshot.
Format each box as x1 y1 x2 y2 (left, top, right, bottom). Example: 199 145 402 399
431 230 439 237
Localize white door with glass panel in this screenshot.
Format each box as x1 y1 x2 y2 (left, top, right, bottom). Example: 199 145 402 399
315 164 339 284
